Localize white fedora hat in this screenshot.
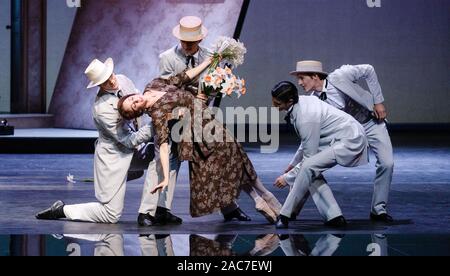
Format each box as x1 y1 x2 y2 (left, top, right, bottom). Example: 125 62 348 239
290 60 328 76
85 58 114 89
172 16 208 42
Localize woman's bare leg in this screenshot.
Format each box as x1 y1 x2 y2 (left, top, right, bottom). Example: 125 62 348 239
251 178 282 215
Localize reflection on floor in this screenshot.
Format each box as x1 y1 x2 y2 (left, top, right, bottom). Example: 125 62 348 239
0 132 450 257
1 143 450 235
1 234 449 256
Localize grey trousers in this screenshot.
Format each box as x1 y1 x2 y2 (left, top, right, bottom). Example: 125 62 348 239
286 174 343 221
138 151 180 216
281 146 342 219
64 147 178 223
279 234 342 256
138 143 239 216
64 234 125 256
139 235 175 256
310 234 343 256
368 234 388 256
363 120 394 215
288 120 394 218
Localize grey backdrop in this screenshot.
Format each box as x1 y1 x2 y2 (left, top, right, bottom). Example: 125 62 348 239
1 0 449 123
49 0 244 129
47 0 77 111
221 0 450 124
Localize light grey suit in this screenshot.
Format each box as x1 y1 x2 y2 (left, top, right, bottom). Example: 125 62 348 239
281 96 369 218
63 75 158 223
326 64 394 215
159 44 210 79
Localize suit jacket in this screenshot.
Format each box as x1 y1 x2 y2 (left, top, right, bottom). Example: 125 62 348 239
289 64 384 168
289 96 368 168
92 74 153 203
328 64 384 112
159 45 210 79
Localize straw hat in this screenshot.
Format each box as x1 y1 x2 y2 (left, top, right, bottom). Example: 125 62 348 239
290 60 328 76
172 16 208 42
85 58 114 89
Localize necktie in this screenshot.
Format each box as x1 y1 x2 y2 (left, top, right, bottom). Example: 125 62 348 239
319 92 327 101
185 55 195 68
319 80 328 101
117 90 123 99
284 109 293 126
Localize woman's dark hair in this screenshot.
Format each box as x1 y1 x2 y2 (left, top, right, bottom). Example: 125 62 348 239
117 93 144 120
271 81 299 104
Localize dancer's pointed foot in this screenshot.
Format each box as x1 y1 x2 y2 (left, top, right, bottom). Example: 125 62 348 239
262 193 282 215
255 198 277 224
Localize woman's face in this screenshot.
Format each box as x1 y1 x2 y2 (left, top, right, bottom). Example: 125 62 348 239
122 94 146 115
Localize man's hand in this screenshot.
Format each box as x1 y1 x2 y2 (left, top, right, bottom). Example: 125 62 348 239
373 103 387 122
284 165 294 174
151 179 169 194
274 176 288 189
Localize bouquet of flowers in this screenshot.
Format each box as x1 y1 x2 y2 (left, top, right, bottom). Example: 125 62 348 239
201 37 247 98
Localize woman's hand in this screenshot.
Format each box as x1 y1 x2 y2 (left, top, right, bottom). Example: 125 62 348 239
201 56 214 67
196 92 209 102
151 179 169 194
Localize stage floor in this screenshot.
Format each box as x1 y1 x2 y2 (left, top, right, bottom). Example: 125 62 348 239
0 143 449 256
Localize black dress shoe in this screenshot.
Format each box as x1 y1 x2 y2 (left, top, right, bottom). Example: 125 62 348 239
370 213 393 223
36 201 66 220
156 207 183 225
138 213 160 227
324 216 347 228
275 215 290 229
223 208 251 222
289 214 298 221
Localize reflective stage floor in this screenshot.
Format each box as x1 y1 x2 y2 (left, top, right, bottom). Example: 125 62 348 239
1 234 449 256
0 141 449 256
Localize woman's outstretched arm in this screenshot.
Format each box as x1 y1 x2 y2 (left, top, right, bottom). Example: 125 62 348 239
185 56 212 80
151 142 170 194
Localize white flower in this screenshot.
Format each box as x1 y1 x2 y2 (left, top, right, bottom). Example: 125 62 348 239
67 173 76 184
201 66 247 98
211 36 247 68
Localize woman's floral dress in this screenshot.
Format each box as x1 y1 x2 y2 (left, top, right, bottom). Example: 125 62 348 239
144 75 258 217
